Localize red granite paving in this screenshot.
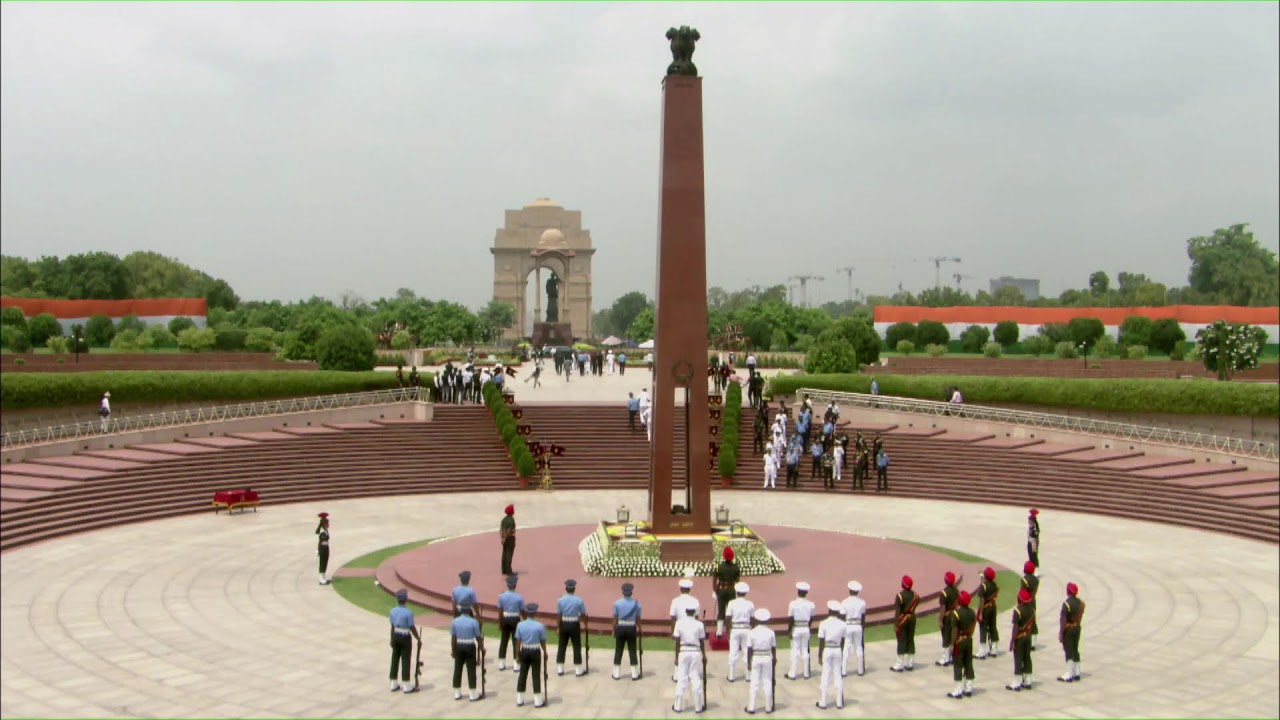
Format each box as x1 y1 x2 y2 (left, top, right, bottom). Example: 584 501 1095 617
128 442 223 455
935 432 996 443
78 448 183 463
0 501 24 511
278 427 342 435
0 463 114 481
1055 449 1145 464
1232 495 1280 510
29 456 147 471
1015 442 1094 456
0 473 83 491
225 431 300 442
371 419 431 425
0 487 53 502
1203 481 1280 499
885 427 946 437
382 524 999 633
840 423 899 433
1261 508 1280 518
181 436 262 448
1166 470 1279 489
1093 455 1193 471
324 422 384 430
1129 464 1244 480
974 437 1044 449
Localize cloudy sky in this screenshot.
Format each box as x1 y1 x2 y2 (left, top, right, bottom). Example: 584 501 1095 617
2 2 1277 310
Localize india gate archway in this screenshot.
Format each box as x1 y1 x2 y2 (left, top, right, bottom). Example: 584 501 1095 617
490 198 595 341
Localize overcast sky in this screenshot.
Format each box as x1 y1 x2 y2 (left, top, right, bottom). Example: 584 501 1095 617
2 2 1277 310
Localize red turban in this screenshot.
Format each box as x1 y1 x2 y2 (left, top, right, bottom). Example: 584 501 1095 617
944 571 956 585
318 512 329 518
504 505 514 516
1029 508 1039 517
901 575 913 589
958 591 972 607
723 547 735 562
1017 589 1032 604
983 567 996 581
1066 582 1079 597
1024 561 1036 575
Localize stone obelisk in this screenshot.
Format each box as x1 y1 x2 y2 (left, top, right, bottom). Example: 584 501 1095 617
648 26 712 561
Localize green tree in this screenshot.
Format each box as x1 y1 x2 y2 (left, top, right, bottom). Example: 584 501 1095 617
168 316 197 335
1149 318 1186 355
1196 320 1268 380
825 316 881 366
84 315 116 346
316 324 376 371
477 300 517 342
26 313 61 347
1038 323 1069 344
1134 281 1167 306
1067 317 1105 353
0 256 39 296
1088 271 1110 296
989 285 1026 306
805 332 858 373
55 252 131 299
993 320 1019 347
205 278 240 310
244 327 276 353
608 292 650 339
915 320 950 346
390 330 412 350
1 306 26 328
116 314 147 334
1058 289 1092 307
3 326 31 353
140 324 175 350
626 307 654 341
176 326 217 352
960 324 991 353
884 322 917 348
1118 316 1153 347
1187 224 1280 306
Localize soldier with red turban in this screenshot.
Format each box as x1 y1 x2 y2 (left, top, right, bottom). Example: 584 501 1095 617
890 575 918 672
1021 561 1040 648
1058 582 1085 683
1007 588 1036 691
946 591 978 698
714 546 741 637
500 505 516 575
973 567 1000 659
936 571 959 666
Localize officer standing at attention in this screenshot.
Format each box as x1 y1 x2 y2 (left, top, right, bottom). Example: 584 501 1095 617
388 589 420 693
316 513 331 585
1006 589 1036 691
937 571 960 666
1057 582 1086 683
556 579 588 676
497 575 524 671
725 582 756 682
841 581 867 677
745 608 777 715
816 600 847 710
671 605 706 714
890 575 919 672
612 583 642 680
973 567 1000 659
452 570 478 617
1021 561 1040 648
450 603 484 701
514 603 549 707
669 572 701 682
786 582 815 680
1027 509 1041 567
946 591 978 698
500 504 517 576
714 547 741 638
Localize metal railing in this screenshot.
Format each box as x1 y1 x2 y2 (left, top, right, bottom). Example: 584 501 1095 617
2 387 431 451
797 388 1279 463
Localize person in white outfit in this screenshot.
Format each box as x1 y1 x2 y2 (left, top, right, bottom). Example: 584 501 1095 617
832 443 844 486
745 608 776 714
787 582 816 680
763 452 778 489
841 581 868 677
725 583 755 682
98 391 112 432
671 606 705 713
607 349 616 375
669 573 701 682
817 601 846 709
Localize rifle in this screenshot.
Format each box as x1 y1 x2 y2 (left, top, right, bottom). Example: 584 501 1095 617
479 643 487 699
584 619 591 675
638 629 645 677
700 644 708 712
542 649 550 704
806 622 812 679
413 627 424 692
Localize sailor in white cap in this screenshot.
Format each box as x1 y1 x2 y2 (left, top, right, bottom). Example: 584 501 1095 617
671 605 706 713
669 570 702 681
725 582 756 682
99 391 112 432
817 600 847 709
763 448 778 489
787 582 816 680
841 581 868 677
745 608 777 714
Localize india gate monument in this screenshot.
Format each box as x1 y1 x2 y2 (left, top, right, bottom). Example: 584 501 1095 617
490 198 596 344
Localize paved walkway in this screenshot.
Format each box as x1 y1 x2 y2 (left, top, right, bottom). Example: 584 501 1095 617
2 490 1276 718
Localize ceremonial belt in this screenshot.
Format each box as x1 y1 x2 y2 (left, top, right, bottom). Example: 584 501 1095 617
733 622 751 629
957 628 975 640
1016 617 1035 638
393 628 412 635
617 620 636 626
503 612 522 618
561 616 580 622
824 643 842 649
1065 622 1081 630
681 643 701 648
455 638 476 644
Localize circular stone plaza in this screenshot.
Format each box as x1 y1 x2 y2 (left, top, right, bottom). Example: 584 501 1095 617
1 369 1277 719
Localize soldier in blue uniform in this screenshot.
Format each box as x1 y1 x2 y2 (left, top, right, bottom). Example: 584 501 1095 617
450 603 484 701
497 575 524 671
388 589 420 693
514 603 549 707
452 570 478 617
612 582 643 680
556 579 589 676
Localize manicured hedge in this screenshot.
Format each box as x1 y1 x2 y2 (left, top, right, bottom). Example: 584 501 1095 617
0 370 403 411
718 383 742 479
767 373 1278 418
483 382 537 478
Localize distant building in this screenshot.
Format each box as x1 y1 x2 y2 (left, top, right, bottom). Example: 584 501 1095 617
989 276 1040 301
0 298 207 334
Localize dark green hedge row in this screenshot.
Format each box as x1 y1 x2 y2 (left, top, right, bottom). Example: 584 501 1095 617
718 383 743 479
0 370 403 411
483 382 537 478
767 373 1279 418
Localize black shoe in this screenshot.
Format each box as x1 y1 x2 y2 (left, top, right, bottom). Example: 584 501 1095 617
672 706 682 714
963 690 972 697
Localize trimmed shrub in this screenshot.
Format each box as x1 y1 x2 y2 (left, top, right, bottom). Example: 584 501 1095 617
1067 317 1106 351
0 370 402 411
85 315 116 346
213 323 248 351
1125 344 1148 360
245 327 276 353
177 327 217 353
1054 341 1079 359
895 339 915 355
1022 336 1052 357
1149 318 1186 355
1093 335 1120 359
109 329 143 352
390 330 412 351
46 336 70 353
826 317 880 366
960 325 991 353
4 326 31 353
27 313 61 347
916 320 950 347
884 322 917 348
116 314 147 335
481 381 536 479
805 335 857 374
0 307 26 328
140 324 175 350
766 373 1277 418
993 320 1019 348
316 325 376 372
1118 315 1154 347
168 316 197 335
1170 340 1188 362
981 341 1003 358
718 383 742 480
926 343 947 357
1038 323 1069 344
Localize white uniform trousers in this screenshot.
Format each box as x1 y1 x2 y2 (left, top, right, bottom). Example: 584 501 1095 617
674 650 703 711
819 647 844 707
789 628 812 678
763 466 777 488
748 656 774 712
832 460 843 483
842 624 865 675
728 628 751 679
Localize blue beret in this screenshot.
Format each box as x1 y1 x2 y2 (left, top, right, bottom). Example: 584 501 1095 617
565 579 577 589
524 602 539 614
395 589 409 603
459 570 472 582
506 575 519 588
621 583 634 594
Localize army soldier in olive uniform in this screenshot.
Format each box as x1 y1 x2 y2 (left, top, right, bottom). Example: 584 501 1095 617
316 512 331 585
973 567 1000 659
715 547 741 638
1027 509 1041 567
936 571 959 666
890 575 918 672
500 504 517 575
1021 561 1040 648
1006 589 1036 691
1058 582 1086 682
947 591 978 698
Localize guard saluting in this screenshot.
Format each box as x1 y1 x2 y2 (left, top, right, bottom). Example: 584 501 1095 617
388 589 420 693
936 571 959 666
1027 509 1041 567
316 513 331 585
556 579 588 676
612 583 642 680
514 603 549 707
450 603 484 701
1057 582 1085 683
946 591 978 698
452 570 478 617
497 575 524 671
890 575 918 672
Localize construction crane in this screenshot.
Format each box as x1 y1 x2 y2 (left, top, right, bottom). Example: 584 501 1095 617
836 266 856 302
787 274 824 307
953 273 972 289
924 257 961 289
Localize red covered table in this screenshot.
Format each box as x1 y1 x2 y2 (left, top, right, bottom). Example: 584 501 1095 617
212 489 260 514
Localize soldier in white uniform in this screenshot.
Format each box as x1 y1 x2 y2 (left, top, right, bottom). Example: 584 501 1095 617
832 442 845 486
669 574 702 681
841 581 868 677
745 608 777 715
817 601 847 710
763 451 778 489
671 605 705 713
725 582 755 682
787 582 816 680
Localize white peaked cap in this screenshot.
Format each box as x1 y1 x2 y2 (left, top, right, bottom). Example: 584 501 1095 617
827 600 843 612
735 582 750 594
796 582 811 592
678 579 694 589
848 581 863 593
753 608 771 622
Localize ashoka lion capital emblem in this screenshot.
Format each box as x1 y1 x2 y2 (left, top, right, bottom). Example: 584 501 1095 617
665 25 700 77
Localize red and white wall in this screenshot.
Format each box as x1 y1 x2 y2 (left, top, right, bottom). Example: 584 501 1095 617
0 298 208 333
873 305 1280 342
